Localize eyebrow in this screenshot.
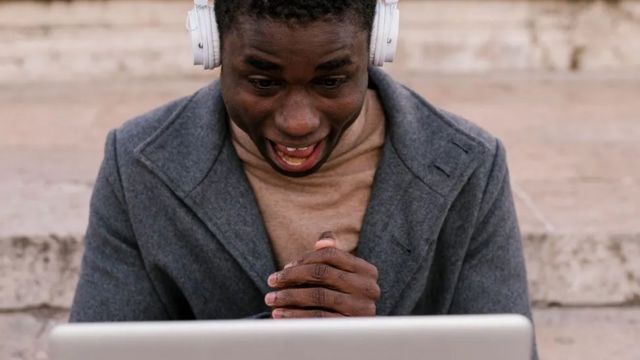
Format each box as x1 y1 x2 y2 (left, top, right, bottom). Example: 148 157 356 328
244 56 281 71
243 55 354 72
316 57 353 71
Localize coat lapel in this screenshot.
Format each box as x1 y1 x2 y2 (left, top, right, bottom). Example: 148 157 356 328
358 68 488 315
135 82 276 295
356 143 448 315
185 139 276 295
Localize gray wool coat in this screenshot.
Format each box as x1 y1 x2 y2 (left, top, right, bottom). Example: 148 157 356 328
70 67 536 355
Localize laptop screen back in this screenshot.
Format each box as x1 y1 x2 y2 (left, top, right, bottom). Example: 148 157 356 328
49 314 532 360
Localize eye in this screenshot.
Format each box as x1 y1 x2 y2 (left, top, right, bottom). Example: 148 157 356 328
317 76 347 89
248 77 279 90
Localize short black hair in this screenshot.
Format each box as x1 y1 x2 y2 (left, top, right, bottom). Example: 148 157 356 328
214 0 377 39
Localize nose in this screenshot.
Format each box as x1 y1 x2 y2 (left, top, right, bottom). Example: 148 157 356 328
274 89 320 138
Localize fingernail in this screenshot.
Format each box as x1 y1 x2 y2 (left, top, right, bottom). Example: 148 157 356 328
284 262 295 269
272 309 283 319
265 292 276 305
268 273 278 286
320 231 335 240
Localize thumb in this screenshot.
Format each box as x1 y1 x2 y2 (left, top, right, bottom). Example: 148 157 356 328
315 231 337 250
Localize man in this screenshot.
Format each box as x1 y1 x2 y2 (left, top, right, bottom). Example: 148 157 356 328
70 0 535 348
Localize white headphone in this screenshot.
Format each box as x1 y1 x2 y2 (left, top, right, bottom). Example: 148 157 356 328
186 0 400 69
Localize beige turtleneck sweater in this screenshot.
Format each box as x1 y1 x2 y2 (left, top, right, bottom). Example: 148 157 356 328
231 89 386 269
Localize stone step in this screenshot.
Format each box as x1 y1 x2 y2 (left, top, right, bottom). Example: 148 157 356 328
2 0 640 83
2 232 639 311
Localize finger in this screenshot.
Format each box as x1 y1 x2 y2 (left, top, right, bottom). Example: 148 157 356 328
272 308 344 319
266 288 376 316
268 264 381 302
284 241 336 269
287 246 379 279
314 239 336 250
315 231 337 250
272 260 381 301
270 262 353 291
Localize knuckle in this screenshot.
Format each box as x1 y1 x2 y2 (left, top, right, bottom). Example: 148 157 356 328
277 269 289 283
276 289 290 304
337 270 349 282
321 246 338 258
311 288 327 306
311 263 329 280
359 280 381 300
332 292 345 306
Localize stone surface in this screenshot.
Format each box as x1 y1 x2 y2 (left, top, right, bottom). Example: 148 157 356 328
2 232 638 312
525 233 640 306
2 0 640 83
0 309 68 360
0 181 91 240
396 0 640 73
533 307 640 360
0 236 82 310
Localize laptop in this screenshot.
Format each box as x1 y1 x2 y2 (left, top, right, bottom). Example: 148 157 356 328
49 314 533 360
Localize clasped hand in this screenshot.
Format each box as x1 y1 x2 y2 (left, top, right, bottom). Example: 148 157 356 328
265 232 380 318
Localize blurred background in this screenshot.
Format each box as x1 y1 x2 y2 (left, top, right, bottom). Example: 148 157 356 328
0 0 639 359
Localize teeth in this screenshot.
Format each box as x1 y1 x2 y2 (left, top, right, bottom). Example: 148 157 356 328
281 153 306 165
277 149 307 166
274 141 320 167
285 146 310 152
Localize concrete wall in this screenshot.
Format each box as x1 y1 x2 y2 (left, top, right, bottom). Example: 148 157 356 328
1 0 640 84
396 0 640 73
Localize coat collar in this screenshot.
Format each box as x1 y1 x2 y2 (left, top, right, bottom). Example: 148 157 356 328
135 68 488 313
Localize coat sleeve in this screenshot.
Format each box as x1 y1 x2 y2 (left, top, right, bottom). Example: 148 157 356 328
448 139 538 359
69 130 170 322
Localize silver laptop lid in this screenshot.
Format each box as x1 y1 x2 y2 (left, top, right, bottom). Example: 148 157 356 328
49 314 532 360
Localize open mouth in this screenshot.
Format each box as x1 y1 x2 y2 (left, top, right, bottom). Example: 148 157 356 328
267 138 326 173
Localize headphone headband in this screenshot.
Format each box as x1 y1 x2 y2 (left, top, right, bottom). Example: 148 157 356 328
187 0 399 69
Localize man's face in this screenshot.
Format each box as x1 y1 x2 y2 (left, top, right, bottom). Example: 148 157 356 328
220 17 370 177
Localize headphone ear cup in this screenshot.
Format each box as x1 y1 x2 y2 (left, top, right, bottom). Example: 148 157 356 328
384 9 399 62
369 1 383 66
187 2 221 70
187 9 204 66
370 0 399 67
209 7 221 68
